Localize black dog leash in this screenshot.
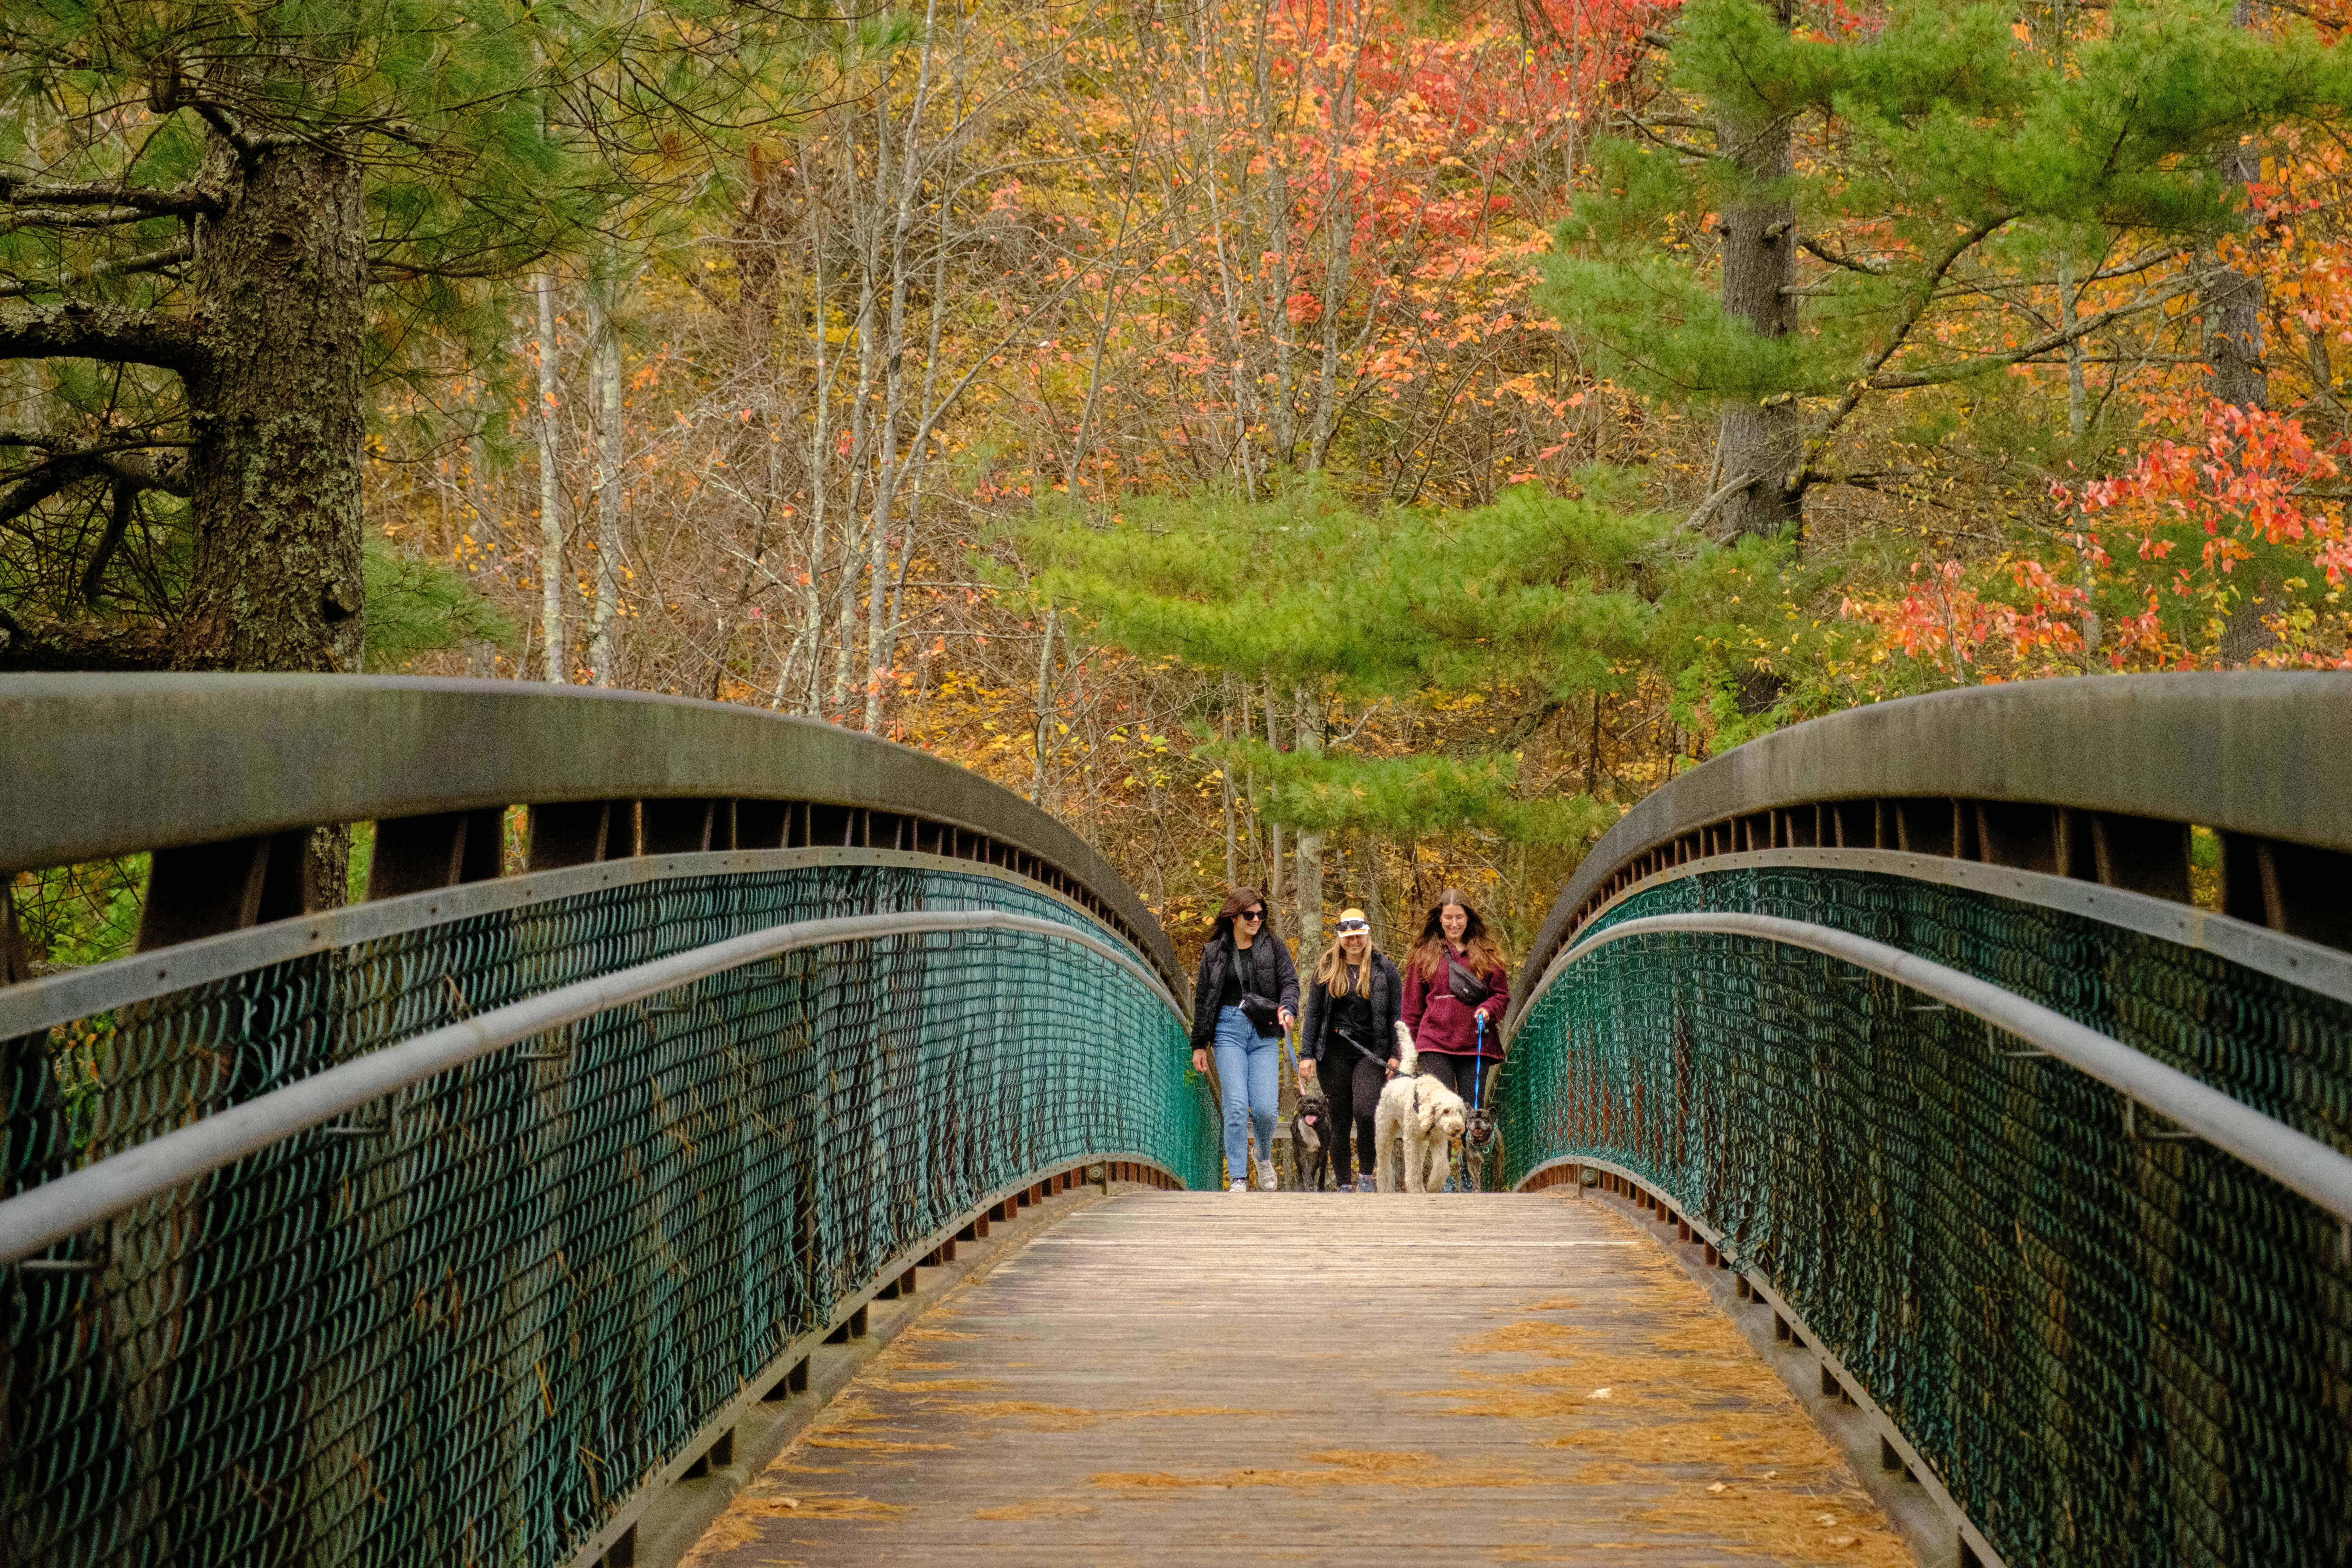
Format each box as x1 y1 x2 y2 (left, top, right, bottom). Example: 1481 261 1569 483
1329 1023 1392 1071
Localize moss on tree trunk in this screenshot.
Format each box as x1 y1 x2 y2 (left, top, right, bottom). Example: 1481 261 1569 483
175 141 368 673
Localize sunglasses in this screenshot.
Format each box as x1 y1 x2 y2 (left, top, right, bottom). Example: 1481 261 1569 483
1238 909 1265 922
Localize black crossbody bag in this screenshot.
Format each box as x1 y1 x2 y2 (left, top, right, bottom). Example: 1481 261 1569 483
1231 943 1283 1033
1446 954 1493 1009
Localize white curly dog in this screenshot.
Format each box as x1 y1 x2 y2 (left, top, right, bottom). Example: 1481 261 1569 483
1374 1019 1468 1193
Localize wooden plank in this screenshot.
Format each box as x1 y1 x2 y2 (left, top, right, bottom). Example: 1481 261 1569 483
682 1194 1918 1565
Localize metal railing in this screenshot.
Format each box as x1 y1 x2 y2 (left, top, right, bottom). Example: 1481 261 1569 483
1 676 1215 1568
1495 672 2352 1568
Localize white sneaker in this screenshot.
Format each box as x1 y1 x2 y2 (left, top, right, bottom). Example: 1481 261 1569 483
1229 1179 1248 1193
1256 1160 1279 1191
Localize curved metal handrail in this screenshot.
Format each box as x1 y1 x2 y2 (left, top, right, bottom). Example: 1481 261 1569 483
0 845 1156 1041
0 674 1180 994
1556 912 2352 1229
1510 671 2352 1027
0 909 1169 1266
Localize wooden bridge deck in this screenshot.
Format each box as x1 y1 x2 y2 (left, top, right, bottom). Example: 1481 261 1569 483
683 1192 1916 1566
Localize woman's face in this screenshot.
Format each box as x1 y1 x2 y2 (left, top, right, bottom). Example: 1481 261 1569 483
1342 931 1369 958
1440 904 1469 943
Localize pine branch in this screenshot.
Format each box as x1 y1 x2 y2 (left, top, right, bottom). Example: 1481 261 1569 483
0 240 194 301
1790 212 2016 498
80 481 138 604
1798 236 1888 275
3 207 154 230
1864 288 2185 391
0 302 207 372
0 446 188 529
1679 468 1761 538
0 177 222 217
182 96 269 160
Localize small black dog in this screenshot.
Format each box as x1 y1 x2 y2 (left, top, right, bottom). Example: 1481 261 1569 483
1290 1088 1333 1192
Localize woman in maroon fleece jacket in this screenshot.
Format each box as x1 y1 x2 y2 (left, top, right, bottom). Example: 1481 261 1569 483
1399 888 1511 1112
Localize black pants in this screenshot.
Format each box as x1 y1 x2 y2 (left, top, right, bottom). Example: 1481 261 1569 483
1416 1051 1494 1110
1317 1051 1382 1186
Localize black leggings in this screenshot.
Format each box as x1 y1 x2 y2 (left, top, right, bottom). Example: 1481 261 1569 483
1416 1051 1495 1110
1317 1051 1383 1185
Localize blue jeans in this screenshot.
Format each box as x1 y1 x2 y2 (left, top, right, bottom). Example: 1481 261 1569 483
1212 1006 1281 1184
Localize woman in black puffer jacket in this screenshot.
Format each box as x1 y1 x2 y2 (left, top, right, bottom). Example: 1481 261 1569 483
1189 886 1299 1192
1298 908 1402 1193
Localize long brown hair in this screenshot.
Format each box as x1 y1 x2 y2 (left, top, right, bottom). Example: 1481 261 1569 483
1314 930 1377 996
1408 889 1505 980
1208 885 1275 949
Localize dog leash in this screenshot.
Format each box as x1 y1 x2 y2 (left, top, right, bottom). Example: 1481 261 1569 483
1330 1023 1390 1071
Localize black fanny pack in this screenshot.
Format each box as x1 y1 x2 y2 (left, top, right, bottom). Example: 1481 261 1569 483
1238 991 1282 1033
1447 955 1493 1008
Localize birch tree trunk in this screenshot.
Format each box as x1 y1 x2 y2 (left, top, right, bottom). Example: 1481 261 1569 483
533 274 567 682
862 16 937 733
1032 605 1058 807
584 279 624 687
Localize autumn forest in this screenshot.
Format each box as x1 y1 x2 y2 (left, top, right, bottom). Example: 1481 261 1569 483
6 0 2352 969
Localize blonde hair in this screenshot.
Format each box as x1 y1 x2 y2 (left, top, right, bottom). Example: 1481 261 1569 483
1315 930 1376 996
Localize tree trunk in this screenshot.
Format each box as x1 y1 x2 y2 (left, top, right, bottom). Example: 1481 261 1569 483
1712 0 1802 538
1032 605 1058 807
1293 686 1325 958
1262 675 1284 916
534 274 567 682
1221 692 1239 888
585 281 624 686
2208 0 2267 413
175 142 367 672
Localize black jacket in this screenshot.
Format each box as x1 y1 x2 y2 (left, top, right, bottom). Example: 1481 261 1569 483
1189 933 1300 1050
1300 951 1403 1066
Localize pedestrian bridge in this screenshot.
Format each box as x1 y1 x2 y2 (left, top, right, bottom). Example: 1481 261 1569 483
3 674 2347 1568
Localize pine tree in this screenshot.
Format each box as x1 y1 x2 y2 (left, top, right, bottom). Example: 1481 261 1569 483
1024 474 1770 852
1543 0 2352 540
0 0 856 671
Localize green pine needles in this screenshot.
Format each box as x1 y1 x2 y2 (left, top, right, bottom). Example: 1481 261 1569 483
1542 0 2352 535
1024 472 1785 845
0 0 891 671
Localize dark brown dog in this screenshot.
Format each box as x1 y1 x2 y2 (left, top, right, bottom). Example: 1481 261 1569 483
1290 1088 1333 1192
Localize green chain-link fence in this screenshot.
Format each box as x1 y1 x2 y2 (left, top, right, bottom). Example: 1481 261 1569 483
1496 863 2352 1568
4 860 1213 1567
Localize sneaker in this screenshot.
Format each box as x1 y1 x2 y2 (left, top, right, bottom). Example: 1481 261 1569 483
1333 1179 1354 1195
1356 1176 1376 1193
1229 1179 1248 1193
1256 1160 1279 1191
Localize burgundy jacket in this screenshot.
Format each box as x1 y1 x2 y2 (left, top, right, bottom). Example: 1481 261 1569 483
1400 946 1510 1058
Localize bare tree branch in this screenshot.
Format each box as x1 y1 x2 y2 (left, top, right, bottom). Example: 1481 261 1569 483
1785 212 2015 501
0 177 222 217
2 207 154 229
0 302 207 372
1864 288 2186 391
1799 235 1888 275
0 240 194 300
